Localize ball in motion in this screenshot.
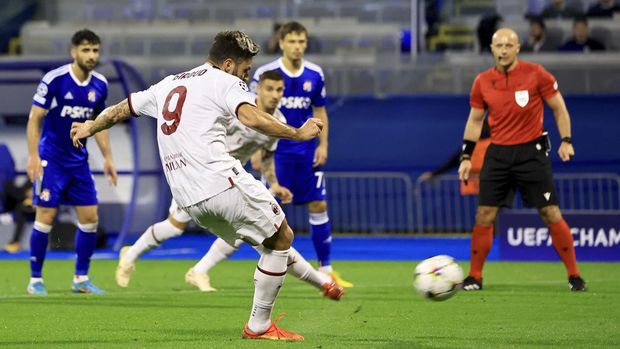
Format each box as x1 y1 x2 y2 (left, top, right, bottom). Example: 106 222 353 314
413 255 463 301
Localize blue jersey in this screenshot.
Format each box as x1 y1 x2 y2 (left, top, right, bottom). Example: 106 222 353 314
32 64 108 167
251 58 326 158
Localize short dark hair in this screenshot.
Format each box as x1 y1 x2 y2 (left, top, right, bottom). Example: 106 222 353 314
279 21 307 40
529 16 546 30
208 30 260 64
71 29 100 46
573 16 588 27
259 70 284 83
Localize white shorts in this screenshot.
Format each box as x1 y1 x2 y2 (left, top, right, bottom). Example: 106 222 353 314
169 200 192 224
185 171 285 246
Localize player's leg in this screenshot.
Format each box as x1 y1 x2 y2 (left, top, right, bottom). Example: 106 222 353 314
538 205 585 290
464 205 499 290
244 219 303 341
187 238 243 292
67 163 104 294
116 214 187 288
27 160 65 295
73 205 104 294
465 144 510 290
253 244 344 300
516 143 585 291
27 206 56 295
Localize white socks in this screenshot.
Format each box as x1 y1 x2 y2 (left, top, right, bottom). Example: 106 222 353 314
124 219 184 264
247 249 289 334
192 238 242 274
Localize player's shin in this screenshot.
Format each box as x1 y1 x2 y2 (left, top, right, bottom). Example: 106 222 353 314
75 222 98 277
548 219 580 277
248 248 289 334
309 212 332 271
124 220 183 263
286 247 331 288
469 224 494 280
30 221 52 279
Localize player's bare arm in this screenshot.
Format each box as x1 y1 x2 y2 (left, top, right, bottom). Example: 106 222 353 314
546 92 574 162
250 149 263 171
94 130 118 186
26 105 47 182
261 149 293 204
458 107 486 182
71 99 132 147
237 103 323 141
313 106 329 167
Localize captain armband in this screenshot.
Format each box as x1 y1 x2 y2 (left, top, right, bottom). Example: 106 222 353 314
460 140 476 162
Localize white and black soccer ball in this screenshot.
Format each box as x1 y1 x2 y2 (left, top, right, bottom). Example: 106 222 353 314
413 255 463 301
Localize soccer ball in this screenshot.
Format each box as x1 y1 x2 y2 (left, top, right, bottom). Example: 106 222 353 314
413 255 463 301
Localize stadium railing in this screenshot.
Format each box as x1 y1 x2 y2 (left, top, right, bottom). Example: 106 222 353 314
281 172 620 234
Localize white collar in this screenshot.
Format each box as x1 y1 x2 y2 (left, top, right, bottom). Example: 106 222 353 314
68 64 92 87
278 57 305 78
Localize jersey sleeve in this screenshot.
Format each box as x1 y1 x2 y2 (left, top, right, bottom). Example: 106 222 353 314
469 75 485 109
537 64 559 100
32 78 56 110
312 74 327 107
224 79 256 117
263 137 279 152
128 85 158 118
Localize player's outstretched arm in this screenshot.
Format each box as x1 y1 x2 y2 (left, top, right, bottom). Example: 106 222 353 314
71 99 132 148
237 103 323 141
546 92 574 162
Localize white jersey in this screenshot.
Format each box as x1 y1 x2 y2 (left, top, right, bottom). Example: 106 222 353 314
129 64 256 207
227 109 286 164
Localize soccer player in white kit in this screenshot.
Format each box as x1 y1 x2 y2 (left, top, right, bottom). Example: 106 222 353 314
115 70 344 301
70 31 322 341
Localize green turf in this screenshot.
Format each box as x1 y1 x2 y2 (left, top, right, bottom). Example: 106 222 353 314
0 260 618 348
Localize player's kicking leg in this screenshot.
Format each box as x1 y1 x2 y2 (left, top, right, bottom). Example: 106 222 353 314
116 214 186 287
242 220 303 341
308 200 353 288
72 205 104 294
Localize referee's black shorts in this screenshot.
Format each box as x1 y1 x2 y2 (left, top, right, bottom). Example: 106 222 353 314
479 138 559 208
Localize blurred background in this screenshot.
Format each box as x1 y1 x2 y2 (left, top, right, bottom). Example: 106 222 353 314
0 0 618 252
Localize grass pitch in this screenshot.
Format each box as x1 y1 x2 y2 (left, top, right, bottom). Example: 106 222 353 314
0 260 618 348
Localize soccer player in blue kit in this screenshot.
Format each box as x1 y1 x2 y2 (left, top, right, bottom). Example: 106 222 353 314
26 29 117 295
251 21 352 287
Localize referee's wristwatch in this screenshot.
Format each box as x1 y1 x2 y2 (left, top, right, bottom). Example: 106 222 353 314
561 137 572 144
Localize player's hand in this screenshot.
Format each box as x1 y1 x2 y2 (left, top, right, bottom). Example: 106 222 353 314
104 158 118 186
26 155 43 182
558 142 574 162
296 118 323 141
417 171 433 182
313 144 328 167
70 121 94 148
458 160 472 183
269 184 293 204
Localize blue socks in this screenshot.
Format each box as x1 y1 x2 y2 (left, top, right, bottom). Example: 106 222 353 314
74 223 98 276
309 212 332 268
29 223 51 278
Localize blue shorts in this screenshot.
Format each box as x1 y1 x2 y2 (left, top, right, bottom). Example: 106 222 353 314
32 159 98 208
275 155 327 205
